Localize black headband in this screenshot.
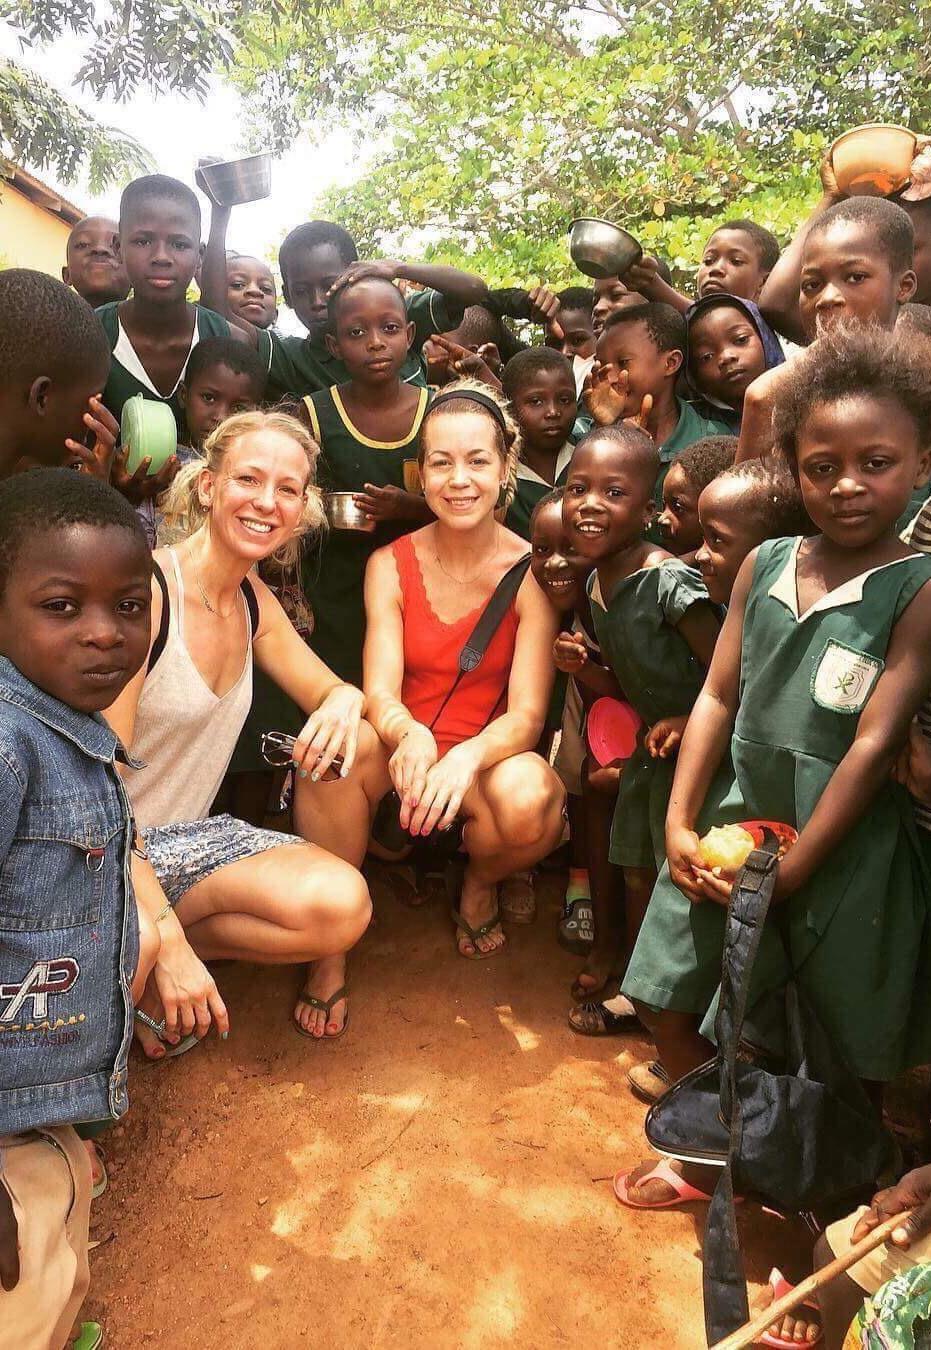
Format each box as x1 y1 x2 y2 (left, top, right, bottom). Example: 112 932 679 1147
428 387 508 433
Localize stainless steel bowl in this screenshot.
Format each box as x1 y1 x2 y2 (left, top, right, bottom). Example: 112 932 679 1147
325 492 376 533
194 153 272 207
568 218 643 279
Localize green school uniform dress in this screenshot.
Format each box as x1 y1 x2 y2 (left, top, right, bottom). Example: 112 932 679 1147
505 442 574 541
588 560 711 870
302 385 431 684
623 536 931 1081
257 289 458 402
95 302 231 430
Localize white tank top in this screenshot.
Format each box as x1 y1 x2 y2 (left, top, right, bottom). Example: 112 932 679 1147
127 549 254 828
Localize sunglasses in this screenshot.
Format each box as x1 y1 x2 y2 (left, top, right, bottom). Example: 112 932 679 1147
260 731 343 781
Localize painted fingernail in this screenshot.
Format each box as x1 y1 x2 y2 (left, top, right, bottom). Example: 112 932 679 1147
220 1031 228 1041
299 769 308 779
310 771 319 782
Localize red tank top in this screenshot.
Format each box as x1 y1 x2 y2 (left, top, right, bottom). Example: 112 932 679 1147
391 533 520 753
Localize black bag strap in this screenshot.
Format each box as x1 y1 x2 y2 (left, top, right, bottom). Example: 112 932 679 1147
148 560 171 673
703 843 780 1345
427 552 531 733
714 845 780 1121
148 559 260 673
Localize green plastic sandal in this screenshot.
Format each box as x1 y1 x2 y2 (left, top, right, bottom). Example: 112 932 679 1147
73 1322 103 1350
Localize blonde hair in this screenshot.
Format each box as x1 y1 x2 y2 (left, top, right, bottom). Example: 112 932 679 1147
160 409 325 569
419 378 519 510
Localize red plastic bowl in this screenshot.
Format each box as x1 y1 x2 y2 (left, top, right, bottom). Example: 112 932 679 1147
586 697 642 766
738 819 799 856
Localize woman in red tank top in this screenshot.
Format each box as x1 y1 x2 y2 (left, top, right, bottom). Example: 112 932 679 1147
363 383 566 958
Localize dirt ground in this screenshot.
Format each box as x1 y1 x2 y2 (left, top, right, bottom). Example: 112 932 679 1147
89 867 810 1349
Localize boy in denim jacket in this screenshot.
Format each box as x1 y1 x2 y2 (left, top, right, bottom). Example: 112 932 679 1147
0 470 156 1348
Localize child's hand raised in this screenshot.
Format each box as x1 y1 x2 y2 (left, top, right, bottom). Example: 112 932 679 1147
553 630 588 673
528 285 559 325
645 714 688 759
622 254 662 297
67 395 119 480
428 333 502 389
353 483 424 522
476 341 503 377
112 449 180 506
819 148 844 201
582 360 627 425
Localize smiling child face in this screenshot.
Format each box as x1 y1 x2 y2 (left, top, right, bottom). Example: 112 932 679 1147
562 434 656 561
530 499 587 613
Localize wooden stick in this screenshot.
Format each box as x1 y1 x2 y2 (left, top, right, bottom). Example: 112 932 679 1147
711 1210 912 1349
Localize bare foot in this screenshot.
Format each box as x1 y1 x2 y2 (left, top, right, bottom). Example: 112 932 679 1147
571 948 620 1000
753 1278 822 1345
294 953 348 1038
456 867 506 957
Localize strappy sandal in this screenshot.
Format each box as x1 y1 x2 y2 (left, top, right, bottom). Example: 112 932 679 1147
294 985 349 1040
133 1008 200 1060
450 907 506 960
73 1323 104 1350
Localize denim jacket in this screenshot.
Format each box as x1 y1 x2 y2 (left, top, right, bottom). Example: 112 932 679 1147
0 657 139 1134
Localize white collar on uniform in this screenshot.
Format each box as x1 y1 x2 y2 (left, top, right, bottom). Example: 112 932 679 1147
516 442 574 486
768 536 918 620
114 312 200 399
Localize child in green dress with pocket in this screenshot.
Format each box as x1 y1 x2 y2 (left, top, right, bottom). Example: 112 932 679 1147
300 276 435 685
562 426 722 1018
617 323 931 1211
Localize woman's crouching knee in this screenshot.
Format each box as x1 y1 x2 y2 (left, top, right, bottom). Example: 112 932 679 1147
492 761 566 853
293 856 372 956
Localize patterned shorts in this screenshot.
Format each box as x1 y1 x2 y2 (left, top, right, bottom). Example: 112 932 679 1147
142 813 305 907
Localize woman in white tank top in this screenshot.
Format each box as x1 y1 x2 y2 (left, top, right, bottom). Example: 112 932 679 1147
108 411 389 1045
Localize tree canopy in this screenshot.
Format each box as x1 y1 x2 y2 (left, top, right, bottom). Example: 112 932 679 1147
2 0 929 282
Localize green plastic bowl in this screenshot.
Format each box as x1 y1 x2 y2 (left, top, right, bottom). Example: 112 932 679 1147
120 395 177 475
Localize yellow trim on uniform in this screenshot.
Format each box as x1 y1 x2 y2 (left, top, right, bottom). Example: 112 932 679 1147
302 395 321 442
330 384 429 450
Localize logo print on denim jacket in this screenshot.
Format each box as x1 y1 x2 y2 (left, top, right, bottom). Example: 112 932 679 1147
0 958 80 1023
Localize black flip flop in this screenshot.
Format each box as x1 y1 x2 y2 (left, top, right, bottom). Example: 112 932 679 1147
294 985 349 1041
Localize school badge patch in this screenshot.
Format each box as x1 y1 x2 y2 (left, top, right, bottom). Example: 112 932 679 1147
811 639 884 714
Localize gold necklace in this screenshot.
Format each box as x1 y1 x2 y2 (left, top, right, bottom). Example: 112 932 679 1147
433 538 499 585
188 545 232 618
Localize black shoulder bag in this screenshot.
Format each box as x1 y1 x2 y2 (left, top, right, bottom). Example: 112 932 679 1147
371 552 531 857
645 842 895 1346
